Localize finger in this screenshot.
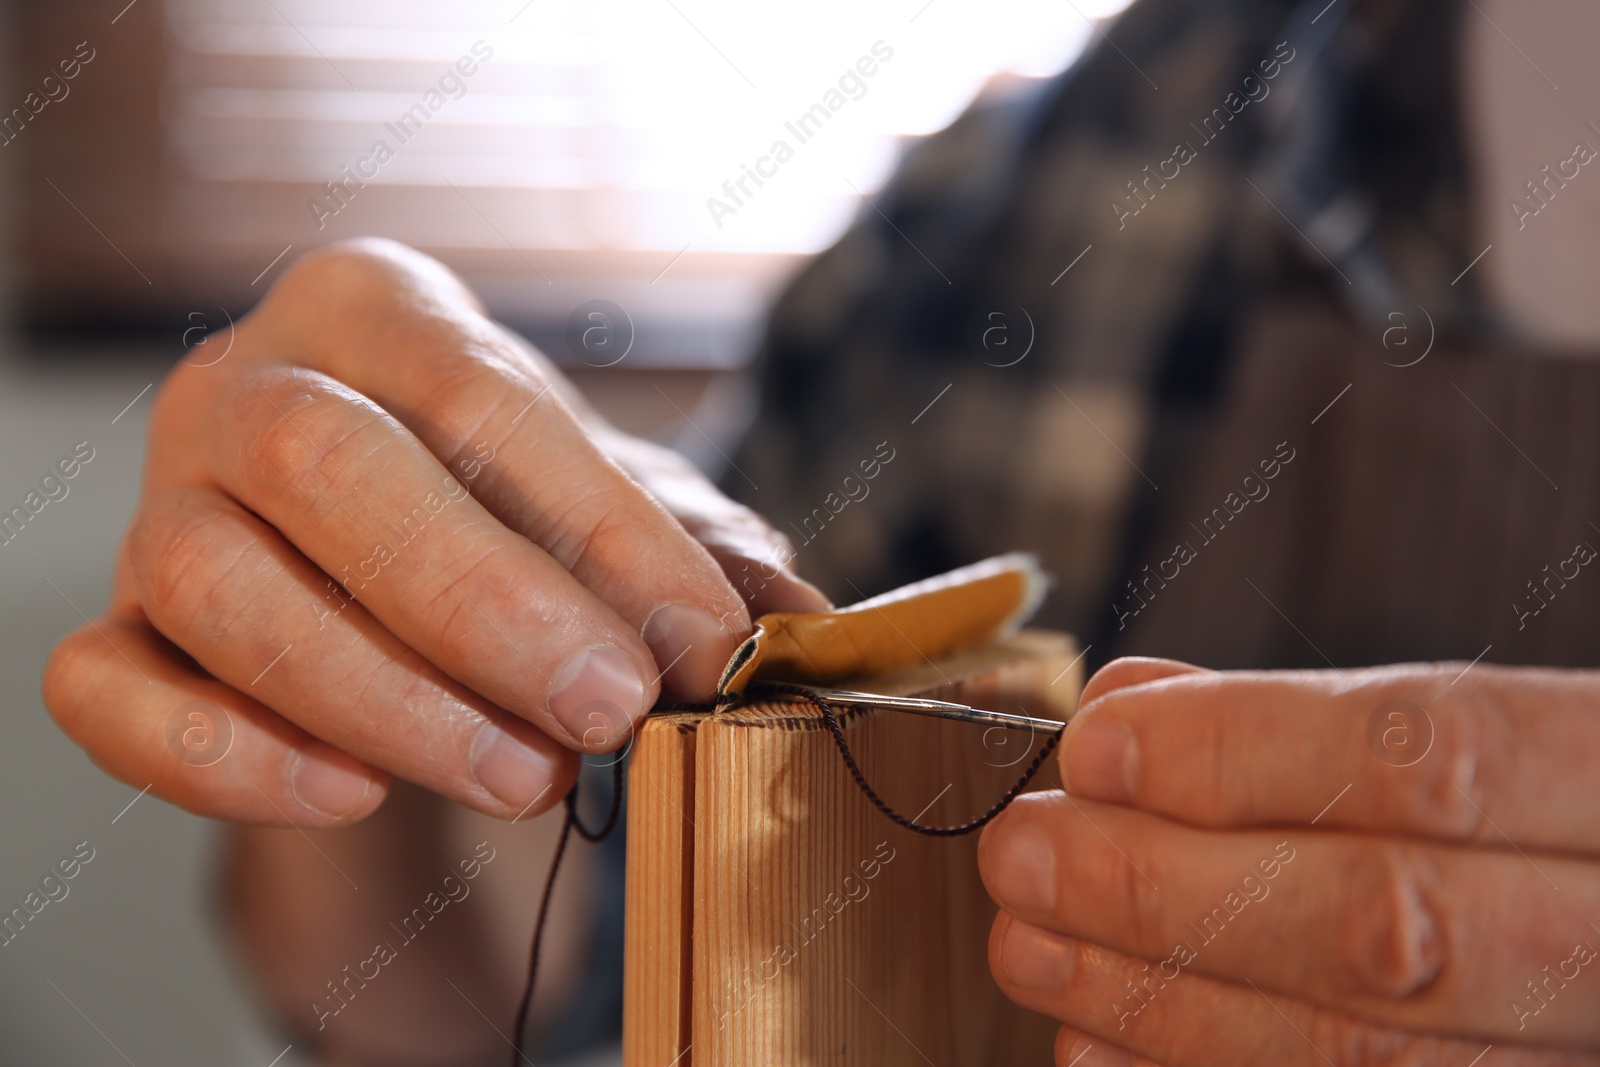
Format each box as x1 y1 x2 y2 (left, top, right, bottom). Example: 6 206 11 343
255 241 756 696
991 914 1600 1067
703 541 834 616
980 792 1600 1043
1076 657 1213 711
597 430 833 616
125 485 578 818
1051 1023 1163 1067
1060 663 1600 851
204 365 658 749
43 612 388 826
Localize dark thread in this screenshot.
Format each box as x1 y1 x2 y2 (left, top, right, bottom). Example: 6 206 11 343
510 758 624 1067
755 682 1065 836
662 685 1064 832
511 684 1060 1063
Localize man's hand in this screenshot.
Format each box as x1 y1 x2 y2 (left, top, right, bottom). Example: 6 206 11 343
980 657 1600 1065
41 239 825 828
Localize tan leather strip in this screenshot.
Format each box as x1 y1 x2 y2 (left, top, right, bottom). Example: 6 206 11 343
717 553 1047 694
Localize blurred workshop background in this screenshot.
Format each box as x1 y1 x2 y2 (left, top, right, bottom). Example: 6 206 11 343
0 0 1126 1062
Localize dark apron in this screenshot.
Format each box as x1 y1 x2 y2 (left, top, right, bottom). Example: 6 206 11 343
1119 295 1600 670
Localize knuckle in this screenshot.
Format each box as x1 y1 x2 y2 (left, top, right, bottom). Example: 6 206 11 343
416 540 515 664
1332 844 1444 998
224 368 375 495
1119 858 1166 952
1303 1006 1399 1067
347 657 435 752
1068 807 1162 947
1194 705 1241 819
1307 1005 1460 1067
275 238 476 318
536 488 640 576
1440 690 1513 842
128 489 250 632
424 359 546 460
1372 677 1504 841
278 238 409 303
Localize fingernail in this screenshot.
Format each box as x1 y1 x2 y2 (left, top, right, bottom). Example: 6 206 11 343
1064 1038 1133 1067
642 603 737 698
549 644 650 748
1001 920 1075 991
290 742 373 818
470 720 562 811
1064 717 1137 803
989 822 1058 916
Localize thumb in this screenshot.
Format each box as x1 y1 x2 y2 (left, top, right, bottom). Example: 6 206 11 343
1061 657 1212 804
1076 656 1212 712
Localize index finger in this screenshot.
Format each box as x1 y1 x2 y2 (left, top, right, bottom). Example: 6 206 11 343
205 240 755 697
1061 659 1600 851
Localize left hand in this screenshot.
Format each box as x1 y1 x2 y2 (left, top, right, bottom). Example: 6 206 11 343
978 657 1600 1066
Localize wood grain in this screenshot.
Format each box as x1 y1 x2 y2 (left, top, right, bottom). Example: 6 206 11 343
625 632 1081 1067
622 713 700 1067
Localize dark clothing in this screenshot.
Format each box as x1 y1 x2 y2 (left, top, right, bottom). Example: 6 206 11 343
552 0 1598 1056
732 0 1599 672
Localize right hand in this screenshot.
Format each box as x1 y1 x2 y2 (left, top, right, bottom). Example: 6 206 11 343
42 239 827 827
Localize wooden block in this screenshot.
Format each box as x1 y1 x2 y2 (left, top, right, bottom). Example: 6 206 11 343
624 631 1082 1066
623 712 700 1067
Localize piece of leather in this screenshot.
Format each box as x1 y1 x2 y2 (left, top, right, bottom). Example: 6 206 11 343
716 553 1049 694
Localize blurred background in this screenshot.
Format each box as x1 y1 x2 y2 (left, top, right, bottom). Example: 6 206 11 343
0 0 1128 1062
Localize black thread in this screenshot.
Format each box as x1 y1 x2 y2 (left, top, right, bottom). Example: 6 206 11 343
510 758 624 1067
510 684 1061 1064
754 682 1065 837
